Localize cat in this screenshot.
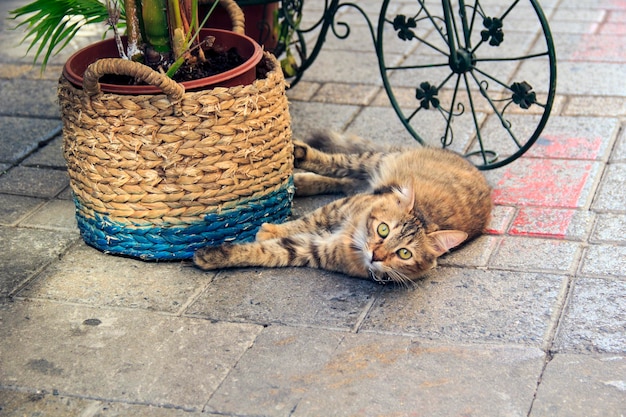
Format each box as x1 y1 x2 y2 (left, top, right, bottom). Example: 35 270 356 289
194 131 493 284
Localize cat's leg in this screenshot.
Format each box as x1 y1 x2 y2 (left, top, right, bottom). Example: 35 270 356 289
194 233 369 278
256 193 371 241
294 140 387 179
294 172 354 196
256 195 353 240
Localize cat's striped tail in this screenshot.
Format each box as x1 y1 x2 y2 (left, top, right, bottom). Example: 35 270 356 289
304 131 411 154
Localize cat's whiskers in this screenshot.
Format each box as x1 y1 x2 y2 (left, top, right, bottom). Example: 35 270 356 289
378 265 416 288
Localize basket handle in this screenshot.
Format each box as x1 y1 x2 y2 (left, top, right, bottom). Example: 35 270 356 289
83 57 185 96
201 0 246 35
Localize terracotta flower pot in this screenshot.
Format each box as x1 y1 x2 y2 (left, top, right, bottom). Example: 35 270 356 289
201 1 279 51
62 28 263 94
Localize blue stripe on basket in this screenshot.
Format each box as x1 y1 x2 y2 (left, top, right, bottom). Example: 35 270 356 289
75 179 294 260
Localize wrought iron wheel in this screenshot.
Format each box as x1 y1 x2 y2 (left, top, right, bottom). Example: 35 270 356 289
376 0 557 169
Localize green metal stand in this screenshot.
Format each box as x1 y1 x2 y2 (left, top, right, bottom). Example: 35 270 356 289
271 0 557 169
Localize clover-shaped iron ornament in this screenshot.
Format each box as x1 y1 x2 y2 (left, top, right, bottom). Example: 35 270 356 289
416 82 440 109
511 81 537 109
393 15 417 41
481 17 504 46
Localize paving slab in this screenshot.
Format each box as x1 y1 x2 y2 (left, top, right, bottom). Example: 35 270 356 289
317 19 416 56
205 325 344 416
590 213 626 244
286 80 321 102
554 277 626 354
486 205 516 235
360 268 566 346
551 7 607 21
563 96 626 118
488 158 602 209
96 402 219 416
293 334 545 417
290 194 341 219
312 82 380 106
489 236 582 274
0 389 219 417
591 163 626 212
19 242 210 314
0 226 77 297
347 106 426 146
531 354 626 417
348 105 481 153
518 61 626 96
288 101 360 139
55 186 74 201
568 34 626 63
0 117 60 164
438 235 500 268
0 193 43 226
0 300 262 410
299 49 397 86
21 135 66 168
0 166 69 198
611 129 626 163
0 79 60 118
19 198 77 231
547 20 598 34
578 244 626 279
475 114 619 162
522 116 619 161
0 390 95 417
186 267 380 329
0 63 64 81
508 208 595 240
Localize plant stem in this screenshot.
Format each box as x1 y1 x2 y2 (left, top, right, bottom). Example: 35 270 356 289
141 0 171 53
124 0 142 59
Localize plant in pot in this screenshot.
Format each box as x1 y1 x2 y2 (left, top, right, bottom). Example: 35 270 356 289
9 0 294 260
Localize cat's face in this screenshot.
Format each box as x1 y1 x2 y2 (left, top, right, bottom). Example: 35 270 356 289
353 188 467 284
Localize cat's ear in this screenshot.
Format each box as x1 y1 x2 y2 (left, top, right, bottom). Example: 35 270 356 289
427 230 468 256
392 185 415 212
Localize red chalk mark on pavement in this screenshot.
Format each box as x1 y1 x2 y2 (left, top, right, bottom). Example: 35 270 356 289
526 134 604 160
485 206 515 235
608 2 626 10
492 159 593 208
571 34 626 62
509 207 576 239
599 23 626 35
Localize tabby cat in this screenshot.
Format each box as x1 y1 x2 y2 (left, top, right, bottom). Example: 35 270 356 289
194 132 492 284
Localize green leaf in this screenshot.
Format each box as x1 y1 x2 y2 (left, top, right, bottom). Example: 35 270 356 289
9 0 112 71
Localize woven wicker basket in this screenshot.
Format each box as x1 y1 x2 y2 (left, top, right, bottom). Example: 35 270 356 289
57 4 293 260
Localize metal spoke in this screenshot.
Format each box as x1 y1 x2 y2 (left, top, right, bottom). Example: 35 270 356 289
469 71 523 149
385 62 450 71
442 74 463 147
475 51 550 62
462 72 488 165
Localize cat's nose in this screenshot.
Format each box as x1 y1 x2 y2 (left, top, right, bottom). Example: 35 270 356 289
372 248 385 262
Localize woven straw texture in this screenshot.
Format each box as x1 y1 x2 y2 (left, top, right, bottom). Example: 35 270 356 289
58 52 294 260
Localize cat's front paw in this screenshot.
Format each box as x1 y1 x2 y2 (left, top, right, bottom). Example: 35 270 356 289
193 244 232 270
293 140 309 166
256 223 281 241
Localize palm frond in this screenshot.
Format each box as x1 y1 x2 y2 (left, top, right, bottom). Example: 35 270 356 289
9 0 114 70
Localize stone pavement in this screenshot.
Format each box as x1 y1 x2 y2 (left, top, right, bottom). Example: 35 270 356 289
1 0 625 415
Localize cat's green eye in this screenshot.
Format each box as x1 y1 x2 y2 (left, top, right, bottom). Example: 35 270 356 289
396 248 412 260
377 223 390 238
